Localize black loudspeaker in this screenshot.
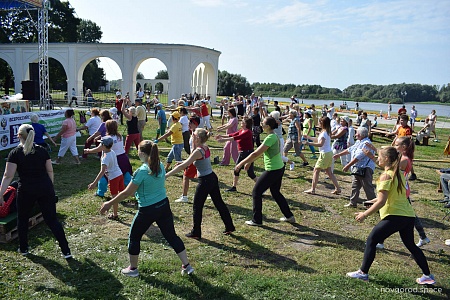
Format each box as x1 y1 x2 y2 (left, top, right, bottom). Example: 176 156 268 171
21 80 39 100
29 63 39 81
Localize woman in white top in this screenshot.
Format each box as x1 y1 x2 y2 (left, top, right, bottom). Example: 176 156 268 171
303 116 341 195
428 110 437 140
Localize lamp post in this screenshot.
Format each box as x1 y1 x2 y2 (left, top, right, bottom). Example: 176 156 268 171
401 91 407 104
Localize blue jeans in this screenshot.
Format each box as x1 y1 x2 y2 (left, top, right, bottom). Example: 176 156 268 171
300 136 316 154
167 143 183 163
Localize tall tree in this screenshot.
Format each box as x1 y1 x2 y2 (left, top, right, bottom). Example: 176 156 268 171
0 1 105 93
78 19 102 43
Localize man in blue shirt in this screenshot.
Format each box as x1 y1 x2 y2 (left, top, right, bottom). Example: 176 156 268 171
333 127 376 208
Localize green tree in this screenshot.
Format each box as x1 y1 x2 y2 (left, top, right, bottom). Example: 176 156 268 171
0 1 105 93
77 19 102 43
155 70 169 79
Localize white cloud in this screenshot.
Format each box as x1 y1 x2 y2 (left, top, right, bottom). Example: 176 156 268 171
190 0 248 8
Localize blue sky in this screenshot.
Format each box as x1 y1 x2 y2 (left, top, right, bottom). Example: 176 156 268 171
72 0 450 90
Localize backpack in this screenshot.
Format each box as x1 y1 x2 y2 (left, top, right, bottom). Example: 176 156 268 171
0 185 17 218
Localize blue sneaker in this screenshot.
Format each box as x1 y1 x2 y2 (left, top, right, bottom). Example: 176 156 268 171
416 274 435 285
346 270 369 281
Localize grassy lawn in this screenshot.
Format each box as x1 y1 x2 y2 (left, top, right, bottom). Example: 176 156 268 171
0 113 449 299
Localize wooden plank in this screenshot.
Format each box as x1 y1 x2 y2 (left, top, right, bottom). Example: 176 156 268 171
0 212 44 243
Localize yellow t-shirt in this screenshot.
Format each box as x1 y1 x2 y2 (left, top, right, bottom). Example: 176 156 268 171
169 122 183 144
377 169 415 220
136 105 146 121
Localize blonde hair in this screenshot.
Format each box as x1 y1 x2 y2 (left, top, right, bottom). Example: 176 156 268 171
18 124 35 155
194 128 211 144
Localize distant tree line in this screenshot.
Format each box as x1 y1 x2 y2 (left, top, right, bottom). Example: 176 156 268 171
218 70 450 104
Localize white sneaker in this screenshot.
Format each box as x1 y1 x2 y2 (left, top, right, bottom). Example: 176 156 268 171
416 237 430 247
175 196 188 203
181 264 194 276
289 162 295 171
445 239 450 246
121 266 139 277
280 216 296 223
376 243 385 249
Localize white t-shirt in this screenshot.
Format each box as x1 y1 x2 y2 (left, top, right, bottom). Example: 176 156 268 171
347 126 355 146
101 150 122 180
327 107 335 120
107 134 125 156
85 115 102 135
179 115 189 132
318 131 332 153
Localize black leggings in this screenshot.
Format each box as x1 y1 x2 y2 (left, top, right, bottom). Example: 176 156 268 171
252 166 293 224
192 172 235 236
361 215 431 275
17 182 69 254
234 150 256 179
182 131 191 155
128 198 185 255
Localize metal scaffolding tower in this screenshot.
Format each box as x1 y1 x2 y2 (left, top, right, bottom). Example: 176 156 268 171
0 0 49 109
38 0 50 109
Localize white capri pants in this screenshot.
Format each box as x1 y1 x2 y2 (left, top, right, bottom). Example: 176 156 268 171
202 115 212 129
58 134 78 157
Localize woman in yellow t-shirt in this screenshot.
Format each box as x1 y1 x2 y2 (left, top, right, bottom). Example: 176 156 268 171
347 146 435 285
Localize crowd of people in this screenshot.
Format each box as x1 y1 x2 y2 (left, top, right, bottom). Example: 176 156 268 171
1 94 446 285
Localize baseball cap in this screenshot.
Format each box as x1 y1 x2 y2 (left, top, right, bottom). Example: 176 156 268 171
100 136 114 147
171 111 180 119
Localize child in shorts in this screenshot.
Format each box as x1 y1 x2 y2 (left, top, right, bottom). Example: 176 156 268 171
155 111 183 171
87 136 125 220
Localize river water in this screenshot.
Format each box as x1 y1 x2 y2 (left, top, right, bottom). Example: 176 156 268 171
271 97 450 119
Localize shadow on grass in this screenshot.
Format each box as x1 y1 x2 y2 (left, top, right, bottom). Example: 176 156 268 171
265 223 367 252
139 274 246 300
27 255 126 299
198 234 316 273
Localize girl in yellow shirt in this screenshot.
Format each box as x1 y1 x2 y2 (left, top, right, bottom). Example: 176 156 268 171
347 146 435 285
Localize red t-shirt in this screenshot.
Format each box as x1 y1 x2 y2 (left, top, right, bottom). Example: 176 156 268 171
229 129 253 151
201 104 209 116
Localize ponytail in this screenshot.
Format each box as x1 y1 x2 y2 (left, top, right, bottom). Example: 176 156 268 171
148 143 161 176
138 140 161 176
18 124 35 155
382 147 405 194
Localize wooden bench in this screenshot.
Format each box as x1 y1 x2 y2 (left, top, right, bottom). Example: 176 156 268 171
0 211 43 243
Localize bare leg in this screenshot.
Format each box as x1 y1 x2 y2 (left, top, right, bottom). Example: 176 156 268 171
325 168 341 192
182 176 189 196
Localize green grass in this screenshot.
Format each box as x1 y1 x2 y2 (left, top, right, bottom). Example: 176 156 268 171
0 114 449 299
